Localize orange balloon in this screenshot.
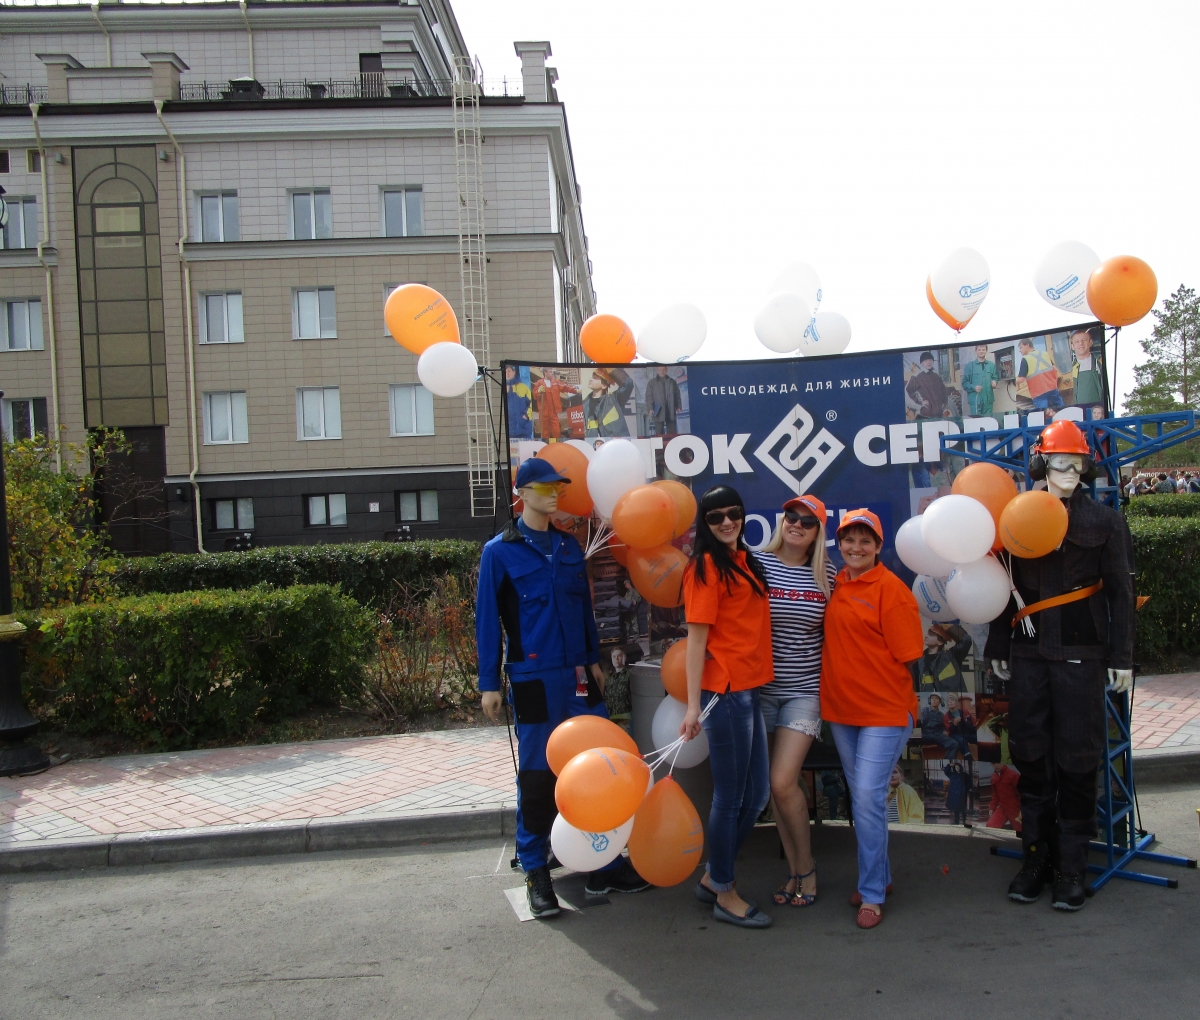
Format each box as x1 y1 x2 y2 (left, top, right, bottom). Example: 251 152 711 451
546 716 640 776
998 490 1069 558
554 746 650 832
606 534 629 566
927 275 970 331
612 485 676 550
626 776 704 887
535 444 593 517
660 638 688 702
952 463 1018 533
653 480 697 539
385 284 460 355
628 543 688 608
1086 256 1157 328
580 314 636 364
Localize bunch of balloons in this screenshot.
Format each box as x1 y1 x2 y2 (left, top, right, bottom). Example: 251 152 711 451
384 284 479 397
753 261 852 357
650 639 709 768
926 248 992 332
897 462 1069 624
547 715 704 886
1034 241 1158 328
578 305 709 365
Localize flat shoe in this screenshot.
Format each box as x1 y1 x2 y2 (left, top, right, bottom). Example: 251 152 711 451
694 881 718 905
856 905 883 929
849 883 892 907
713 902 772 929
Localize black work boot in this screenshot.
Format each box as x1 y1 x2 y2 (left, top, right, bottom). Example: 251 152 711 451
525 865 561 919
1052 832 1091 911
1008 841 1052 903
585 857 651 896
1051 869 1087 911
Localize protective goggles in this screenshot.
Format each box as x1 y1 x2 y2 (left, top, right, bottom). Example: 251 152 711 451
522 481 566 496
783 510 821 528
704 507 745 526
1046 454 1085 473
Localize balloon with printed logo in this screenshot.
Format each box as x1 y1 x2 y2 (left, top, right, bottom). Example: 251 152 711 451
895 515 956 577
651 695 709 768
927 276 970 332
586 438 648 519
945 555 1012 624
653 479 698 539
930 248 991 328
550 812 633 873
998 490 1069 558
911 574 957 623
627 543 688 608
800 311 852 357
754 292 812 354
637 304 707 363
1033 241 1101 316
1086 255 1158 328
951 462 1018 551
546 715 640 776
626 776 705 887
554 746 650 832
417 342 478 397
612 484 677 549
386 283 461 355
766 261 823 318
920 494 996 565
535 443 593 517
660 638 688 702
580 313 637 364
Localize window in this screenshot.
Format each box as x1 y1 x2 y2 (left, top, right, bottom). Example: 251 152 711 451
198 192 239 242
199 292 244 345
291 189 332 239
306 493 347 527
382 187 424 237
27 150 41 174
1 300 44 351
212 497 255 531
395 489 439 523
1 197 37 249
0 151 9 174
2 397 48 441
296 386 341 440
203 391 249 444
389 383 435 436
292 288 336 339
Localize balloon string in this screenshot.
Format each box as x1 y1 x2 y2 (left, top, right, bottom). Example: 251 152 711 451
1001 550 1036 638
643 697 718 771
582 519 615 559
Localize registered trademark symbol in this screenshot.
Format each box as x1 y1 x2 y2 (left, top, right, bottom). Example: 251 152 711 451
826 409 837 421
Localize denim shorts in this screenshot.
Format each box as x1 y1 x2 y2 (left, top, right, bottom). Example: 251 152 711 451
758 692 821 737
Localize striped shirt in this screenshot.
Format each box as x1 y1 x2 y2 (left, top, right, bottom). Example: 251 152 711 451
758 551 836 698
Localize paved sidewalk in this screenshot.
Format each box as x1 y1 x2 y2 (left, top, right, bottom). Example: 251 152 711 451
1131 672 1200 750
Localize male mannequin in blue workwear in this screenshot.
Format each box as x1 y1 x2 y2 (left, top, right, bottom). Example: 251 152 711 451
477 458 649 918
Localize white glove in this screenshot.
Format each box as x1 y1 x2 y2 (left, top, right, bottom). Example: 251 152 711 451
1107 668 1133 694
991 659 1010 681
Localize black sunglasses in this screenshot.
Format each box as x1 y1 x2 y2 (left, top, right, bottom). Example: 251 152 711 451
783 510 820 528
704 507 745 526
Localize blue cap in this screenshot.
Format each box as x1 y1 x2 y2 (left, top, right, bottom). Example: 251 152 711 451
515 457 572 488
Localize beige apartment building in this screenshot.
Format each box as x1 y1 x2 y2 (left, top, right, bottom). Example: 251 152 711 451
0 0 595 551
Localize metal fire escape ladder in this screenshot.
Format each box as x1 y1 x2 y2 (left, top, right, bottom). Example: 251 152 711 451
452 55 496 518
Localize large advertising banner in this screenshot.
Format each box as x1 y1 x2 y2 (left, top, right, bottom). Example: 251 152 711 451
503 322 1108 828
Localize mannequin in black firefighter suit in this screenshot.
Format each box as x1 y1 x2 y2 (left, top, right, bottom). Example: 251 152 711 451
985 420 1135 911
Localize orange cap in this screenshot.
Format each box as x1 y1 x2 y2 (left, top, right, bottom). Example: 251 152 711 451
1035 419 1091 456
837 508 884 544
783 494 827 524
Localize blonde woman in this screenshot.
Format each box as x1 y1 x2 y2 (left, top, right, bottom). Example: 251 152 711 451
757 495 836 908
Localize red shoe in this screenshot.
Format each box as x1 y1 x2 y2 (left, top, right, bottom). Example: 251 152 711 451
849 884 892 907
856 905 883 929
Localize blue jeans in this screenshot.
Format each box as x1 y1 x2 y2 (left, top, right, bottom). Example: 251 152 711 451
829 720 911 904
701 688 770 891
1031 390 1064 412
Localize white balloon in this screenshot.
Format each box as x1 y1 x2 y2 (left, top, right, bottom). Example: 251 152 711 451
550 812 633 873
767 261 823 318
946 555 1012 624
912 574 957 623
651 695 709 769
1033 241 1101 317
930 247 991 325
565 439 595 461
586 438 648 519
416 342 478 397
637 304 707 363
921 495 996 565
801 311 852 357
895 516 955 577
754 292 811 353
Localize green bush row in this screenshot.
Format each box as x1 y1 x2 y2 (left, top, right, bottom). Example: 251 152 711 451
1125 494 1200 518
111 540 481 609
22 585 375 750
1129 517 1200 662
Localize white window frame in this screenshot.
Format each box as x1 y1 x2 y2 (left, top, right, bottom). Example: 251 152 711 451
306 492 348 527
381 186 424 237
389 383 435 437
1 299 45 352
292 288 337 340
213 497 255 531
290 188 332 240
198 292 244 345
196 191 239 243
296 386 341 441
1 397 46 441
1 197 37 249
396 488 439 523
203 390 249 445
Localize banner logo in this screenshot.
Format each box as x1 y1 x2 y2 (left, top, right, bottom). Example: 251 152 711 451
753 403 845 495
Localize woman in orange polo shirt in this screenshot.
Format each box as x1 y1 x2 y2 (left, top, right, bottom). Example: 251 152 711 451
820 509 924 930
681 485 774 929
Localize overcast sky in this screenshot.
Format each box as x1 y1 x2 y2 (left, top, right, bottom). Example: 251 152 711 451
456 0 1200 411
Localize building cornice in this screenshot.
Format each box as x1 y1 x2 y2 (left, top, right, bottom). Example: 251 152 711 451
167 462 468 485
183 232 568 266
0 248 57 269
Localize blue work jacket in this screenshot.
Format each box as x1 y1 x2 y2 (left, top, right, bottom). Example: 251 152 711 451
476 520 600 692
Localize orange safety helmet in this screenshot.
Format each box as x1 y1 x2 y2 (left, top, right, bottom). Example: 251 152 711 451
1029 419 1096 482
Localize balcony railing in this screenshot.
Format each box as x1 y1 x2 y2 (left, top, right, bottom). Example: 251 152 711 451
178 75 519 102
1 85 48 106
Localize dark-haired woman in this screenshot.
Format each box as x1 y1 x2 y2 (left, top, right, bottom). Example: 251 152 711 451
681 485 774 929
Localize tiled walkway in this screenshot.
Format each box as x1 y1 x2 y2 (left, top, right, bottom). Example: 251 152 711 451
2 673 1196 846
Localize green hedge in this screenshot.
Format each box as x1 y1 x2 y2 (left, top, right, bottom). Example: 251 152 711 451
1130 517 1200 662
111 540 481 608
22 585 375 749
1125 494 1200 519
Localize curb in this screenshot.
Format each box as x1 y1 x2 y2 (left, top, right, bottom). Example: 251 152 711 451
1132 747 1200 786
0 804 518 875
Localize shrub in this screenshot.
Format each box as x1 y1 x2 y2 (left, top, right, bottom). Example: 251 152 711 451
1125 494 1200 519
1128 517 1200 662
111 539 481 609
21 585 374 750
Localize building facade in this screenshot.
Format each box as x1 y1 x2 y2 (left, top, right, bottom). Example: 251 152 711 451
0 0 595 551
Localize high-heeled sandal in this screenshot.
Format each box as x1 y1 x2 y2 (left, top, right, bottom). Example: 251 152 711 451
787 865 817 907
772 874 802 906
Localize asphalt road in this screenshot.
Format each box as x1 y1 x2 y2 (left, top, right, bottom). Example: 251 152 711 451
3 782 1198 1020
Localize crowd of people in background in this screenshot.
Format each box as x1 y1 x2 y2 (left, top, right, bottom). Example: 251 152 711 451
1125 469 1200 496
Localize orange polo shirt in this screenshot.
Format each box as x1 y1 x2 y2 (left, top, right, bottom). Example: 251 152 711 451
683 551 774 693
820 563 923 727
